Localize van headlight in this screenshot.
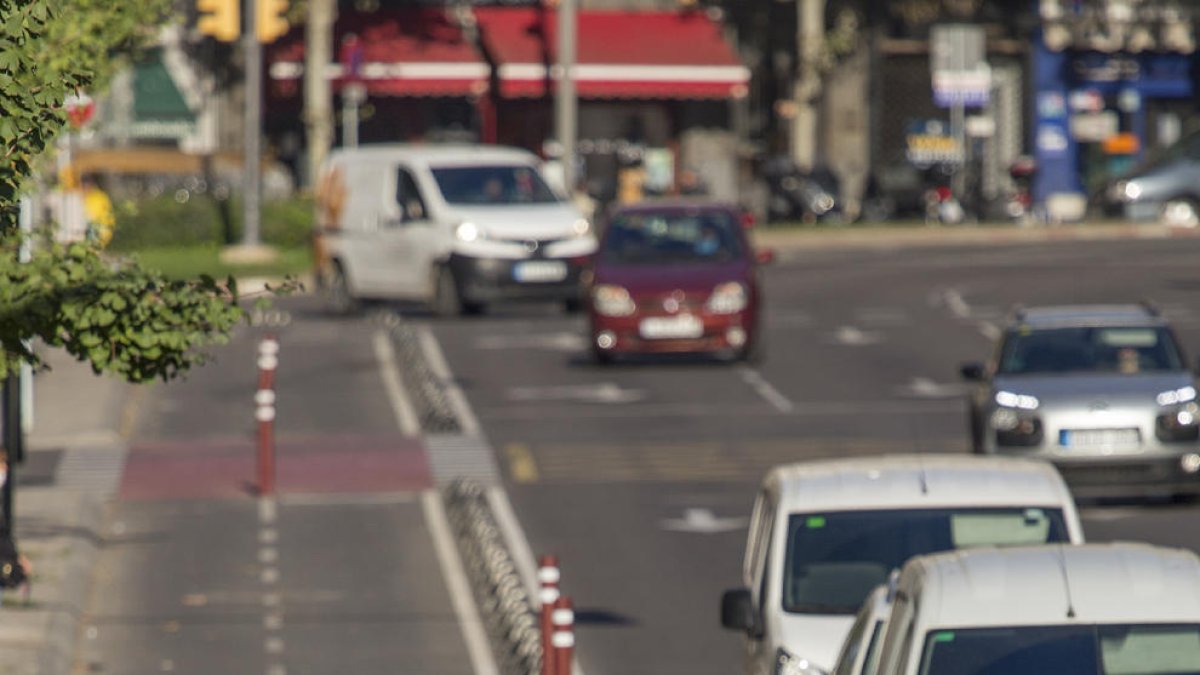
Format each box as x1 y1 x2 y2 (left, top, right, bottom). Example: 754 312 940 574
707 282 748 314
571 218 591 238
591 284 636 317
776 648 828 675
455 222 481 242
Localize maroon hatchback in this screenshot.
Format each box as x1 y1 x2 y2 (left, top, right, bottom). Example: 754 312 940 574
586 201 772 364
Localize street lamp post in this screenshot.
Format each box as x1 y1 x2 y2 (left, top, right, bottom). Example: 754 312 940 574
555 0 577 193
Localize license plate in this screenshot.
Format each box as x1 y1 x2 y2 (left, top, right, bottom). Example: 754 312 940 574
513 260 567 283
1059 428 1141 448
639 315 704 340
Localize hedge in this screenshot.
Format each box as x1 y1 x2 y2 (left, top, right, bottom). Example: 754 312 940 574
109 194 314 251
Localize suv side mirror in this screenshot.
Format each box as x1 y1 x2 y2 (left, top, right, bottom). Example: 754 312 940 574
960 362 985 381
720 588 760 636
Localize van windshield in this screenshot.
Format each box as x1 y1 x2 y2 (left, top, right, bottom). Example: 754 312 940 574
919 624 1200 675
431 165 561 205
782 508 1069 614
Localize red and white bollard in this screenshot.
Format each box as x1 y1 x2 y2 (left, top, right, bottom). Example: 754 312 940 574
255 335 279 495
551 596 575 675
538 555 561 675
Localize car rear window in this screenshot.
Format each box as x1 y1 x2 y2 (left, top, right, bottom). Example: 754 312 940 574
918 624 1200 675
997 326 1184 375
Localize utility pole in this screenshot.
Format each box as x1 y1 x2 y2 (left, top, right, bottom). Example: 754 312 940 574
555 0 577 193
242 0 263 248
792 0 825 172
306 0 335 186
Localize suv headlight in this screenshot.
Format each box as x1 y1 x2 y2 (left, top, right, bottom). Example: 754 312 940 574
571 218 591 239
707 281 748 314
776 648 828 675
455 222 481 242
592 284 636 317
995 390 1039 410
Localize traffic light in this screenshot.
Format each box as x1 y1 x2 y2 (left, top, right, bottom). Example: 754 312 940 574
197 0 239 42
257 0 289 44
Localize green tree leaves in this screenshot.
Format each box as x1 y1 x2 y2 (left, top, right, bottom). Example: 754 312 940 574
0 234 245 382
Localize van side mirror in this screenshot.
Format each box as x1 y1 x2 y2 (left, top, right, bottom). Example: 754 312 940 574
960 362 985 381
721 588 760 636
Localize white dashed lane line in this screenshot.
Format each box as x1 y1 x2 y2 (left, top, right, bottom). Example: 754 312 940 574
738 367 795 413
259 496 285 675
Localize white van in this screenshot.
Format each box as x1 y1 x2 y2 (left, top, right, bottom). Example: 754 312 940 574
872 542 1200 675
720 455 1084 675
313 144 596 315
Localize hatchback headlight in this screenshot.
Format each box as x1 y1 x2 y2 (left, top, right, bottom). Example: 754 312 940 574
995 390 1040 410
455 222 481 242
776 648 828 675
1156 385 1197 406
592 284 636 317
707 281 748 314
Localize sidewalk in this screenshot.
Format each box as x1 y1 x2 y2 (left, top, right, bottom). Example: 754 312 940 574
752 220 1200 252
0 349 133 675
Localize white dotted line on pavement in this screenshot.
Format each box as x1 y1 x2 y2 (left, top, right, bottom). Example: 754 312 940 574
259 497 286 675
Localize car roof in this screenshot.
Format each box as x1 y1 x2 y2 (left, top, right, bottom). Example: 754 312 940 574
1010 304 1166 329
902 543 1200 627
764 454 1075 512
329 143 538 168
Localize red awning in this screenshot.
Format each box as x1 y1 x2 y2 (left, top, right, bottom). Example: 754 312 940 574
474 8 749 100
267 9 488 98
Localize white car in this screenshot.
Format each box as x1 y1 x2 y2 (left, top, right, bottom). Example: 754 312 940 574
872 542 1200 675
830 580 893 675
720 454 1084 675
314 144 596 315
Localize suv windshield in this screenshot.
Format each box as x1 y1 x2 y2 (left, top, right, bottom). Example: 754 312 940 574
600 211 744 264
998 326 1184 375
431 165 561 205
783 508 1069 614
919 624 1200 675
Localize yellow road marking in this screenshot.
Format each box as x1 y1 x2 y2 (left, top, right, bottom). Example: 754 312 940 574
504 443 540 484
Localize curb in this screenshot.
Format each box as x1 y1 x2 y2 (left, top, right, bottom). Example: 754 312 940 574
752 222 1200 252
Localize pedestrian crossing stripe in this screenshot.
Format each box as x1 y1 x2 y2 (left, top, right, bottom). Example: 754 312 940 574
502 438 965 484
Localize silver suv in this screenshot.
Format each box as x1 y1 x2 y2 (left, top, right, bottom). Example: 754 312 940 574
960 304 1200 497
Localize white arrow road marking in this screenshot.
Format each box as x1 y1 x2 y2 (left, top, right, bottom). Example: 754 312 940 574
506 383 647 404
899 377 967 399
830 326 881 346
940 289 1001 341
660 508 749 534
476 332 586 351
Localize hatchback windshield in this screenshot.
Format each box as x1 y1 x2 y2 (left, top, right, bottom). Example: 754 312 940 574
919 624 1200 675
600 211 744 264
431 165 561 205
997 326 1184 375
783 508 1069 614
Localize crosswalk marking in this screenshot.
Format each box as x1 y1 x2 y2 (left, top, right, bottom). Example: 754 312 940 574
506 438 965 484
426 434 501 486
55 445 128 495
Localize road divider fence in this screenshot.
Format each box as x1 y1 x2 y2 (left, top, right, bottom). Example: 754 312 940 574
445 479 565 675
380 315 462 433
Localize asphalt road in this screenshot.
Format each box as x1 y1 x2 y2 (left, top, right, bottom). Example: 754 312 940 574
429 237 1200 675
73 237 1200 675
77 300 473 675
